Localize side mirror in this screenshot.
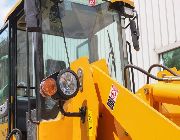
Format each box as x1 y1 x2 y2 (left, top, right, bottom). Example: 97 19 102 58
130 19 140 51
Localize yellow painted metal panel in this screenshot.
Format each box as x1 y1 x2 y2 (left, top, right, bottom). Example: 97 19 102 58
38 108 74 140
157 68 180 84
150 83 180 105
4 0 23 23
0 123 8 140
38 57 99 140
111 0 134 7
91 59 109 75
91 65 180 140
91 60 132 140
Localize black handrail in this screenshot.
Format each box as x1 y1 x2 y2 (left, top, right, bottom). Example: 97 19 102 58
6 128 22 140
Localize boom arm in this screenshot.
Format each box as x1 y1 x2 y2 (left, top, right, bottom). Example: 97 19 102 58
37 58 180 140
91 60 180 140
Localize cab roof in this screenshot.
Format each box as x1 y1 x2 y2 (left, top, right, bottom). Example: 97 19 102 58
4 0 23 23
111 0 134 7
5 0 134 23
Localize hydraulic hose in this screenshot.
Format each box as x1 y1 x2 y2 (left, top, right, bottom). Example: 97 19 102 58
124 64 175 89
126 41 135 93
147 64 179 84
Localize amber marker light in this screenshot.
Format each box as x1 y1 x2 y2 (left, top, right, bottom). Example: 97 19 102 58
40 78 57 97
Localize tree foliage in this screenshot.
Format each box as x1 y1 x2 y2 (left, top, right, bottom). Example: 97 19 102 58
163 48 180 70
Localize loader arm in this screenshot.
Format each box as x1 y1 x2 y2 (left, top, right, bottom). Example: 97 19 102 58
38 58 180 140
90 60 180 140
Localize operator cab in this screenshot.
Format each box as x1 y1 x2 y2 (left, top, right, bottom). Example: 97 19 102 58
0 0 137 139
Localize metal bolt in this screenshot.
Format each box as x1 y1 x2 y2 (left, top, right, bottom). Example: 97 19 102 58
144 88 149 95
77 68 83 92
124 131 129 136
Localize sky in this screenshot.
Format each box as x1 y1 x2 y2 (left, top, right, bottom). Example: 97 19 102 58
0 0 17 28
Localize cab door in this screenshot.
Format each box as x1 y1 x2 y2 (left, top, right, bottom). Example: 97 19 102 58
0 25 10 140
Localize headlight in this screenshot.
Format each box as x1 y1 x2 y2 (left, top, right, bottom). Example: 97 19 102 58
40 69 80 100
40 78 57 97
57 69 80 100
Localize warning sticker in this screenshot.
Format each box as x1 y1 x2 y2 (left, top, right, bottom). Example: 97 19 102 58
87 109 93 137
107 85 119 110
89 0 96 6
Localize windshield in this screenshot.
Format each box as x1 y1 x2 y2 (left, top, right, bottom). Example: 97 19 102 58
40 0 127 119
42 0 126 80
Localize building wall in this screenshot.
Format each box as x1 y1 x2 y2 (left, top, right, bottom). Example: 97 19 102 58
126 0 180 89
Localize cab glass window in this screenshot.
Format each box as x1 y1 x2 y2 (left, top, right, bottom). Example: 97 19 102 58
41 1 124 83
17 30 35 97
0 27 9 124
162 47 180 70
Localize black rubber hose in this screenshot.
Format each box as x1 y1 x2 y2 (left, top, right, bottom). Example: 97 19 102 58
124 64 170 89
126 41 135 93
147 64 179 84
6 128 22 140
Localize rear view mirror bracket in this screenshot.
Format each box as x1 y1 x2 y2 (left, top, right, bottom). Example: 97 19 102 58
59 100 87 123
123 10 140 51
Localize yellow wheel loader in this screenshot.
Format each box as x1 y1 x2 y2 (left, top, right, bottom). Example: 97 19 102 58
0 0 180 140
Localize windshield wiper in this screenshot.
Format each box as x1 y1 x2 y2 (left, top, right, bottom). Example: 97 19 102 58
57 1 70 67
107 30 117 78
